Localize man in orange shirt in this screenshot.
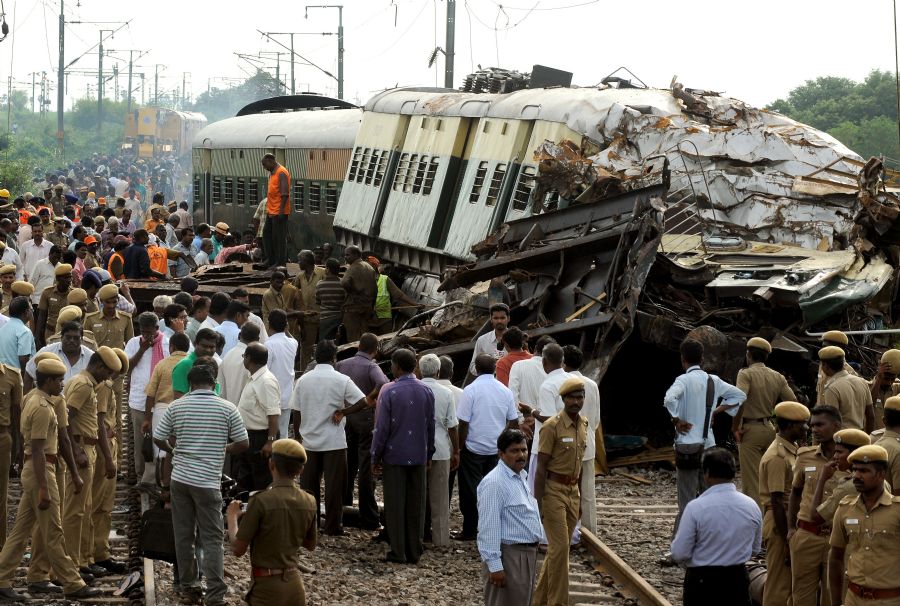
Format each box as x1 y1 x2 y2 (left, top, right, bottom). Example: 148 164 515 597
495 327 531 387
261 153 291 268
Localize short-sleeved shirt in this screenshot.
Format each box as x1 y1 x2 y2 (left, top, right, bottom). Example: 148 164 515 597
817 476 858 524
25 343 93 381
97 379 116 432
875 430 900 493
340 259 377 310
235 479 318 568
294 266 325 313
0 317 35 368
261 287 294 334
64 370 99 438
171 352 198 395
290 364 365 451
124 335 171 411
792 445 846 524
538 411 588 477
38 285 72 338
22 389 58 456
735 363 795 420
315 276 345 315
85 309 134 350
759 435 798 510
146 351 188 405
830 490 900 589
0 364 23 426
237 367 282 431
456 375 519 456
820 370 872 431
422 377 458 461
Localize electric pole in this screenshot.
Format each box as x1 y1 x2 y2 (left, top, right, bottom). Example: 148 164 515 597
445 0 455 88
98 30 104 132
57 0 64 155
305 5 344 99
258 30 337 96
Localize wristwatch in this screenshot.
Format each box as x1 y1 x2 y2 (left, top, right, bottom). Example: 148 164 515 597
267 436 276 441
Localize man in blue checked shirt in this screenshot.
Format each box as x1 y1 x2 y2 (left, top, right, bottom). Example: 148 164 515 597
477 429 544 606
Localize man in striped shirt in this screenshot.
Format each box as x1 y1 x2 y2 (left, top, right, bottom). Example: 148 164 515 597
154 362 249 606
316 258 346 341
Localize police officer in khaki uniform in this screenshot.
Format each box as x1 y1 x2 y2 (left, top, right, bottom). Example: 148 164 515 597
0 358 99 601
828 444 900 606
787 405 844 606
816 330 858 402
819 346 875 433
45 306 98 352
533 377 588 606
84 284 132 434
36 263 73 346
869 350 900 431
0 362 22 548
733 337 795 506
759 401 809 606
874 396 900 495
0 264 15 310
226 439 318 606
61 347 120 576
812 429 872 528
0 281 34 317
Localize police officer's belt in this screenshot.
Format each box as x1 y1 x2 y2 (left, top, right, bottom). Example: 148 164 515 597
848 582 900 600
24 454 58 464
252 567 299 578
72 435 99 445
797 519 829 537
546 471 579 486
742 418 770 425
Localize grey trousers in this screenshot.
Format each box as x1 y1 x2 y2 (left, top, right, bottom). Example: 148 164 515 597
482 543 538 606
427 459 451 547
170 480 226 604
674 463 705 537
383 463 426 563
131 408 155 484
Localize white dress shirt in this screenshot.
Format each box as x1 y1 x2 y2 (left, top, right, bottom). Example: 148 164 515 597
290 363 365 452
571 370 601 461
664 365 746 448
468 330 507 375
124 335 170 411
247 312 268 344
20 238 53 282
265 331 297 410
237 366 282 430
26 342 93 381
422 377 458 461
29 258 56 306
0 247 23 280
509 356 546 407
533 368 571 455
199 315 219 330
456 374 518 456
437 378 464 407
215 320 241 357
217 341 249 405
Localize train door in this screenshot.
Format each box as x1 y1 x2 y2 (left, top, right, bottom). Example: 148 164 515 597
199 144 213 223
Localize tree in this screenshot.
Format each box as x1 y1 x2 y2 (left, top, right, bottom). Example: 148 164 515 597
191 71 283 122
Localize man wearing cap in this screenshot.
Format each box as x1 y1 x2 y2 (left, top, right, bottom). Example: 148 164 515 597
83 236 99 270
0 359 22 547
870 350 900 432
812 429 872 527
532 376 588 606
787 405 843 606
0 297 35 372
62 347 120 576
816 330 857 402
261 154 291 268
0 357 100 601
47 218 70 250
0 265 15 310
758 401 810 606
26 318 93 392
0 241 22 282
36 263 73 347
874 396 900 495
211 222 229 261
732 337 796 506
828 444 900 606
226 439 317 606
819 346 875 433
45 305 98 352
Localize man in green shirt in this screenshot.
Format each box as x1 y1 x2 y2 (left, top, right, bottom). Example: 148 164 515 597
172 328 219 399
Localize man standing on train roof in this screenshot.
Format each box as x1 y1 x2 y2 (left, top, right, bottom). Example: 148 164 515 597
261 153 291 269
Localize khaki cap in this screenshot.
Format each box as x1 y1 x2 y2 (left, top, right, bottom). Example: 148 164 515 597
36 358 67 376
834 428 870 448
885 396 900 412
214 222 229 235
11 281 34 296
848 444 889 464
98 284 119 301
56 305 83 327
0 265 15 276
97 346 122 373
67 288 88 304
33 352 62 365
272 439 306 462
558 377 586 396
113 348 128 374
818 346 845 361
822 330 849 345
747 337 771 353
882 349 900 373
773 401 810 421
54 263 73 277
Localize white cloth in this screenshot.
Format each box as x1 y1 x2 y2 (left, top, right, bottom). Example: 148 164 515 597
508 356 546 407
422 377 458 461
28 258 56 306
0 247 23 280
265 332 297 409
571 370 601 461
456 374 518 456
534 368 571 453
214 320 241 357
436 378 464 407
124 196 142 221
237 366 282 430
247 312 268 344
663 365 746 448
467 330 508 375
124 335 171 411
199 315 219 331
217 342 249 405
0 314 7 329
20 239 53 282
194 251 209 266
289 363 365 452
26 342 93 381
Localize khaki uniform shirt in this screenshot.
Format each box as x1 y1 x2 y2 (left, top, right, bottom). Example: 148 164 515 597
84 309 134 350
340 259 377 311
85 298 98 315
0 364 22 427
235 479 318 568
262 285 298 334
97 379 116 433
63 370 99 439
39 285 72 339
145 351 188 405
736 362 795 420
792 444 846 524
759 435 799 510
830 490 900 590
875 430 900 493
869 379 900 431
816 361 857 402
820 371 873 431
294 266 325 314
538 412 588 477
21 389 58 456
46 232 69 250
0 288 12 311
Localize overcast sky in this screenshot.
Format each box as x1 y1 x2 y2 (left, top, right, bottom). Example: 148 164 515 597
1 0 897 116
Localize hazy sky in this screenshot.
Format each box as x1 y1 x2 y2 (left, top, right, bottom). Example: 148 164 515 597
1 0 897 116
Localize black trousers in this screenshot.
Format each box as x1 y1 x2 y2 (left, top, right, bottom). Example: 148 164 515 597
233 430 272 493
458 448 498 536
344 410 379 528
683 565 750 606
263 215 288 266
382 463 426 563
300 449 347 535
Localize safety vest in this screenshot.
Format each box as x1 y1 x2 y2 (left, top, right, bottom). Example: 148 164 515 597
375 274 391 319
17 209 31 225
266 164 291 215
147 246 168 276
107 252 125 280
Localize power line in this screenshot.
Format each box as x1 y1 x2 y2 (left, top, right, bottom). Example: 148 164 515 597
366 0 430 60
486 0 599 11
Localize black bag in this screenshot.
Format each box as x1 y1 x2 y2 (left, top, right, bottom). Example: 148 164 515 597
141 431 154 463
139 506 177 563
674 376 715 470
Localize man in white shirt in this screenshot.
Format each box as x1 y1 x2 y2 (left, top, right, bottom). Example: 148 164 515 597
214 300 248 357
454 354 519 541
0 242 23 280
232 288 267 344
20 224 53 281
27 247 61 307
509 336 555 413
200 292 228 331
124 187 142 222
264 310 297 439
290 339 367 536
467 303 510 378
24 320 93 389
234 342 281 492
217 323 259 405
419 354 459 547
437 355 464 405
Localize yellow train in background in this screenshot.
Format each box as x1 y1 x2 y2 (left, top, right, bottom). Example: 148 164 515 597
123 108 208 159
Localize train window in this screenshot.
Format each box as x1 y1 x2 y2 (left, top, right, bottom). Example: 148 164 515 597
309 151 314 160
230 150 235 159
412 156 428 194
485 164 506 207
212 178 222 205
403 154 419 193
421 117 428 129
192 175 200 206
373 152 388 187
293 180 305 212
501 122 508 136
512 166 536 212
422 158 439 196
436 119 443 131
224 178 234 205
393 153 410 192
236 179 246 206
544 190 560 212
309 184 321 214
325 183 338 215
482 122 491 134
240 150 244 159
364 149 377 185
247 179 260 204
348 147 363 182
469 161 488 204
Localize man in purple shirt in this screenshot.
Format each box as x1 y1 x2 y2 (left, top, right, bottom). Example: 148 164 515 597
336 333 389 530
371 348 436 564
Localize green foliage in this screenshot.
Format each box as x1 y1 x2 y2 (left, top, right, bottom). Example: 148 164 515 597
191 71 283 122
0 158 34 195
767 70 900 162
